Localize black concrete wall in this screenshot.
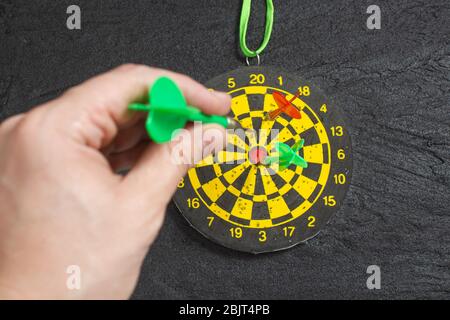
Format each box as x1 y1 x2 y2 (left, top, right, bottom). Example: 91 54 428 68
0 0 448 299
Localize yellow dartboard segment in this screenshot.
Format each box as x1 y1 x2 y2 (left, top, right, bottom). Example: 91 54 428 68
188 85 330 228
174 67 352 254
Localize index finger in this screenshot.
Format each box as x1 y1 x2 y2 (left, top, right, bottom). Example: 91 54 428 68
49 64 231 148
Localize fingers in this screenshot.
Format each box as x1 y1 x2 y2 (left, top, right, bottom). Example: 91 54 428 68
102 118 148 155
121 124 227 207
107 141 149 172
50 64 231 149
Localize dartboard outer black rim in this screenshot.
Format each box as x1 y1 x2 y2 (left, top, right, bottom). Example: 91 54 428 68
173 66 352 254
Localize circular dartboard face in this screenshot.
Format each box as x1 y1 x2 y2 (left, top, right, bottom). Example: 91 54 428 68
173 66 352 253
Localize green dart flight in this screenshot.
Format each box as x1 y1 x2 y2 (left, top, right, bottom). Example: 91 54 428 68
128 77 239 144
263 139 308 171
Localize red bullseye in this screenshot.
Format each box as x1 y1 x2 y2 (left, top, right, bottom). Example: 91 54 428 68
248 147 267 165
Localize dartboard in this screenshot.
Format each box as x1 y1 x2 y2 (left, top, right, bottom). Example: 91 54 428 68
173 67 352 253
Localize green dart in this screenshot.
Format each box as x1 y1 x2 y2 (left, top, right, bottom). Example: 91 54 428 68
128 77 240 144
263 139 308 171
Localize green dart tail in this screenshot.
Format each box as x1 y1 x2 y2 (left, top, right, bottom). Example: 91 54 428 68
127 77 237 143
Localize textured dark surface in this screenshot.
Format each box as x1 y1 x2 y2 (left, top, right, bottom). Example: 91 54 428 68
0 0 449 299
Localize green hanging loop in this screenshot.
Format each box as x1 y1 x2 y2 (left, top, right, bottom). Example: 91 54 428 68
239 0 274 59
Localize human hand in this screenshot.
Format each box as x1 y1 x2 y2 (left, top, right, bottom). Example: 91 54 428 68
0 64 230 299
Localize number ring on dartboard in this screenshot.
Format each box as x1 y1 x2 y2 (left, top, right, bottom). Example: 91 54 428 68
173 66 352 253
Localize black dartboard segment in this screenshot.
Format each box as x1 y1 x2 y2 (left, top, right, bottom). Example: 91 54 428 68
173 66 352 253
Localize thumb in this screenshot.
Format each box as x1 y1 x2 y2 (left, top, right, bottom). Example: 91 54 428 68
121 123 227 207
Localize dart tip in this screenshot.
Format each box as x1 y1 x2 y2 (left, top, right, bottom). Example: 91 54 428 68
226 118 242 129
